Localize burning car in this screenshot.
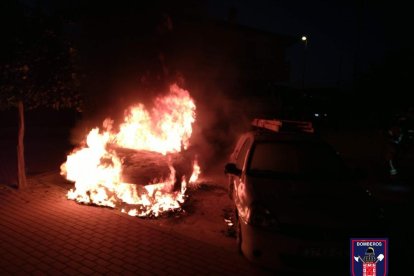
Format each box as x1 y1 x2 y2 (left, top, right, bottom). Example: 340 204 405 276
224 119 384 273
61 84 200 217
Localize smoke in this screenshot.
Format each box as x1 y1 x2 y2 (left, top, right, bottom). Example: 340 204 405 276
188 85 252 175
68 79 255 178
65 1 273 176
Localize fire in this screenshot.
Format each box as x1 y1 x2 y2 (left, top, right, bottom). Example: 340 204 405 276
115 85 196 154
61 84 201 217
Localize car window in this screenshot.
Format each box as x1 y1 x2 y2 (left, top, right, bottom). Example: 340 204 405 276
248 141 348 178
236 138 251 170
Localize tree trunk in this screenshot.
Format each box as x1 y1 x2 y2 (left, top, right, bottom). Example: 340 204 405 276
17 101 27 189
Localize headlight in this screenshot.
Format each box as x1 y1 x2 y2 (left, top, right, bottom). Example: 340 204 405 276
248 202 279 228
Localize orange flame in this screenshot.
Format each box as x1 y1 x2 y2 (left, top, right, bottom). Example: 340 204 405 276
61 84 201 217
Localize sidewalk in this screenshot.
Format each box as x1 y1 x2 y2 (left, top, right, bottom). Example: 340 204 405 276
0 180 269 275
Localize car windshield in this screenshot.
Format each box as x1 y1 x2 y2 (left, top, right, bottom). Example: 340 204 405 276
248 141 349 179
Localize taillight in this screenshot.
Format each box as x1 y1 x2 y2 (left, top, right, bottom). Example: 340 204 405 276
248 203 279 228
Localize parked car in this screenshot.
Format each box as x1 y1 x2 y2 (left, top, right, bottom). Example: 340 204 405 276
224 119 385 274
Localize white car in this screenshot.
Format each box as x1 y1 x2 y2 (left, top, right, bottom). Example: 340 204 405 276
225 119 384 274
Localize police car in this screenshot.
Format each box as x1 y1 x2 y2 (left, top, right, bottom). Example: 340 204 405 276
225 119 384 273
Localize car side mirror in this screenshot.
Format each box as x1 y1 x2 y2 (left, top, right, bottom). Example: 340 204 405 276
224 163 242 177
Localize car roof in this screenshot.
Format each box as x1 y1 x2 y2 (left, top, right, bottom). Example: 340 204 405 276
246 119 320 142
245 129 322 143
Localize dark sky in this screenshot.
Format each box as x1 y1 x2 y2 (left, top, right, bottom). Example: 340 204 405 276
208 0 412 88
16 0 413 88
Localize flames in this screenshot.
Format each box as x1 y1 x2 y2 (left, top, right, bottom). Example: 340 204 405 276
61 84 201 217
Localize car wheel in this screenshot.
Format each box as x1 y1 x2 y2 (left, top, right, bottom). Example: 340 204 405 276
235 209 242 254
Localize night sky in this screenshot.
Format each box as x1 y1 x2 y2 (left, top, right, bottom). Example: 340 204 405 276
9 0 414 91
208 0 413 88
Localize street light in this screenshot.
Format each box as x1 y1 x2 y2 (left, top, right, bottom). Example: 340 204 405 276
301 35 308 90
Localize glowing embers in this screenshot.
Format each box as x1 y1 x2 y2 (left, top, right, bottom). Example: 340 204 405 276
61 84 200 217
